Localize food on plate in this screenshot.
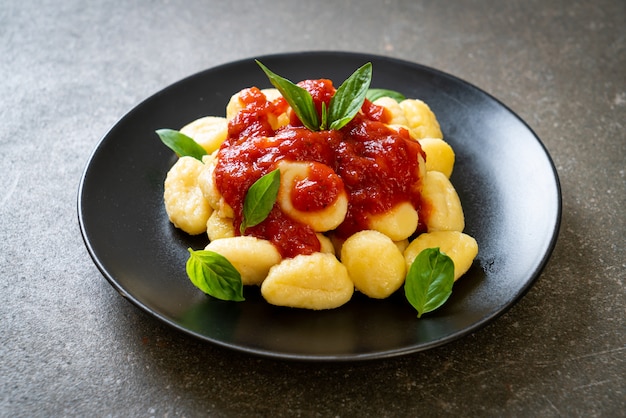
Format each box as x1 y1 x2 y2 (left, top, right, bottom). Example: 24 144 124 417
276 160 349 232
158 61 478 314
366 201 420 242
205 210 235 241
261 252 354 310
420 170 465 232
404 231 478 281
341 230 406 299
163 156 212 235
397 98 444 139
180 116 228 154
204 236 281 285
417 137 455 178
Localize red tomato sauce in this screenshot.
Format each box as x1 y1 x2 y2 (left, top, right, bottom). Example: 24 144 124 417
214 81 426 258
290 162 344 212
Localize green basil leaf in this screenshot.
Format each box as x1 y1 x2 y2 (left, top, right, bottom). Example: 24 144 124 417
256 60 320 131
186 248 244 301
328 62 372 130
404 247 455 318
240 168 281 234
320 101 328 131
366 88 406 103
156 129 208 161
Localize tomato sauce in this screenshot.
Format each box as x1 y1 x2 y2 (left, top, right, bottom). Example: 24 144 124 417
290 162 344 212
214 80 426 258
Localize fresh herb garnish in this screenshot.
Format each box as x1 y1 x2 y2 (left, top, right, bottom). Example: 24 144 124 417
156 129 208 161
240 168 281 234
404 248 455 318
256 60 373 131
366 88 406 103
186 248 244 301
256 60 320 131
328 62 372 130
320 101 328 130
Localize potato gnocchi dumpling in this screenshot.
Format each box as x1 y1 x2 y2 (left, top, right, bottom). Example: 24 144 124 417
394 239 410 254
399 99 443 140
205 236 281 285
227 88 281 119
164 156 212 235
206 211 235 241
404 231 478 281
316 233 336 255
163 81 478 311
180 116 228 154
419 137 455 178
373 97 409 126
341 230 406 299
421 171 465 232
277 160 348 232
367 201 419 241
261 253 354 310
196 153 235 219
226 88 290 130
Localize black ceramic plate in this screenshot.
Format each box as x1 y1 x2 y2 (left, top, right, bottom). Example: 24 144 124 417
78 51 561 361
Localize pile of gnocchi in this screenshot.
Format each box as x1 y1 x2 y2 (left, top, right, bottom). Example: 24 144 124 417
163 86 478 310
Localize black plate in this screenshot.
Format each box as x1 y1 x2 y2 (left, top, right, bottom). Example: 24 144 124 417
78 51 561 361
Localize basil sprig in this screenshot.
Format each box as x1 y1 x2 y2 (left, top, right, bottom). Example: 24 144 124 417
256 60 372 131
156 129 208 161
404 248 455 318
256 60 320 131
186 248 244 301
365 88 406 103
240 168 281 234
326 62 372 130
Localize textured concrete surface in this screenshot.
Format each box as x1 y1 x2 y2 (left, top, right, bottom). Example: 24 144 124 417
1 0 624 416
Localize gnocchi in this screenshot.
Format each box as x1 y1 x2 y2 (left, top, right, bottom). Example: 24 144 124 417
404 231 478 281
162 72 478 310
227 88 282 119
226 88 290 130
205 236 281 285
277 160 348 232
261 253 354 310
316 233 336 255
206 211 235 241
367 201 419 241
373 97 409 126
163 156 212 235
420 171 465 232
341 230 406 299
196 152 235 219
180 116 228 154
399 99 443 139
419 137 455 178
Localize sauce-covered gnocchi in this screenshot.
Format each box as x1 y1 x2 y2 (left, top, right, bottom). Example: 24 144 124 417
163 68 478 310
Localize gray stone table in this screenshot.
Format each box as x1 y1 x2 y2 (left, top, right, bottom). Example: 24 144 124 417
1 0 624 416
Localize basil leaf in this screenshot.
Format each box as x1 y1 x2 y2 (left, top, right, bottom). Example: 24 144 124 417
186 248 244 301
156 129 208 161
256 60 320 131
240 168 280 234
320 101 328 131
404 247 455 318
328 62 372 130
366 88 406 103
